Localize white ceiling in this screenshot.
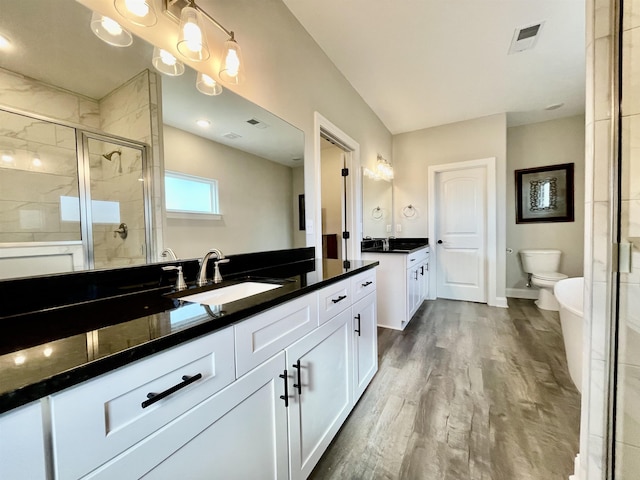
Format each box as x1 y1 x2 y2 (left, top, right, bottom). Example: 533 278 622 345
282 0 586 134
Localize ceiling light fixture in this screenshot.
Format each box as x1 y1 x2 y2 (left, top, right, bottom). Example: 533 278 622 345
196 72 223 96
152 46 185 76
196 119 211 128
31 155 42 168
114 0 157 27
90 11 133 47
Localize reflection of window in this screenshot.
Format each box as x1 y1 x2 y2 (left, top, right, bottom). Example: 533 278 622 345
165 171 219 215
60 196 121 223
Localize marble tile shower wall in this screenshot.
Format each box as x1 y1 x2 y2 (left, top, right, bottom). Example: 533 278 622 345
0 67 163 268
583 0 614 478
615 1 640 477
94 70 159 268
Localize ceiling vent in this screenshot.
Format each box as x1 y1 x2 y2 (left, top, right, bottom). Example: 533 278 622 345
223 132 242 140
246 118 269 129
508 21 544 54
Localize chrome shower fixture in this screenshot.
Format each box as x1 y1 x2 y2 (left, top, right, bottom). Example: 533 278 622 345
102 149 122 161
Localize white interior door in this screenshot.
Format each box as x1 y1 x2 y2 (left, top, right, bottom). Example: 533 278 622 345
435 167 487 302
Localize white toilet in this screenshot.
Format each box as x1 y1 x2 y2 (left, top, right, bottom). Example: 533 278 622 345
519 249 568 311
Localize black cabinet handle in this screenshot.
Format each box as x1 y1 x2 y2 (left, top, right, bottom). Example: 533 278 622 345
279 370 289 407
361 281 373 287
141 373 203 409
355 314 361 336
292 360 302 395
331 295 347 304
437 240 443 244
420 266 424 276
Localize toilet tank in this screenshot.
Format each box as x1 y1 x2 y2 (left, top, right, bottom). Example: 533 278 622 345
519 249 562 273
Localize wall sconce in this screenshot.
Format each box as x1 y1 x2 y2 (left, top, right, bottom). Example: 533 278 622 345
196 72 223 96
114 0 157 27
376 154 394 181
90 11 133 47
152 46 185 76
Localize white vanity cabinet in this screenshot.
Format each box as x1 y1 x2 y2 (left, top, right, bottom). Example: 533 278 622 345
15 267 377 480
0 402 47 480
352 291 377 401
286 309 353 480
83 352 289 480
50 326 236 480
362 247 429 330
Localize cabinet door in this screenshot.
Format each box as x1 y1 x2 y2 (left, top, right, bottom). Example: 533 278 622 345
0 402 46 480
286 310 352 480
406 266 419 318
352 292 378 401
84 352 289 480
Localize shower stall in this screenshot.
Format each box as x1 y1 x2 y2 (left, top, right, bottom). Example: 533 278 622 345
0 106 153 279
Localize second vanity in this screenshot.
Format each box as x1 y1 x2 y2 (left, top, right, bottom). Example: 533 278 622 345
361 238 429 330
0 248 378 480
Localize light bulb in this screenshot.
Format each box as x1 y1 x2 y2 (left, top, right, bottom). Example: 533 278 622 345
14 354 25 366
101 16 123 36
160 49 177 66
196 72 223 96
125 0 149 18
183 22 202 53
196 119 211 128
32 156 42 167
224 49 240 78
0 33 10 49
43 347 53 357
201 73 215 87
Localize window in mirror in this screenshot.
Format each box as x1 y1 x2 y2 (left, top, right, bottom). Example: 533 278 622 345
165 171 219 216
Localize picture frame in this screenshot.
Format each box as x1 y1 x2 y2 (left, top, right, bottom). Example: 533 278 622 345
515 163 574 224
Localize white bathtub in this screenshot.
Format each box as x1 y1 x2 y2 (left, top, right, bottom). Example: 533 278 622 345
554 277 584 393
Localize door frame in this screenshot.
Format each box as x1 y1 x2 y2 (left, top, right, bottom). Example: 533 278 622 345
428 157 501 307
313 112 362 263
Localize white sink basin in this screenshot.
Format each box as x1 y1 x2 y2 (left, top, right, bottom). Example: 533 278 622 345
181 282 283 306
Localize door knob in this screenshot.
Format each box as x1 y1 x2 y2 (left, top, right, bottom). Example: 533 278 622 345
437 240 443 244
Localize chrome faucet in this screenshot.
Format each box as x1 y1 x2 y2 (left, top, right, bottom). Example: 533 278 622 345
197 249 230 286
160 247 178 261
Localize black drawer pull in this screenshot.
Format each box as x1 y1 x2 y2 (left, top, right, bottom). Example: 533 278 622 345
292 360 302 395
279 369 289 407
420 266 424 276
361 281 373 287
355 314 361 336
331 295 347 304
141 373 203 409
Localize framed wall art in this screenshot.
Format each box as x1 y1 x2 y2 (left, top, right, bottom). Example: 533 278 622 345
515 163 574 224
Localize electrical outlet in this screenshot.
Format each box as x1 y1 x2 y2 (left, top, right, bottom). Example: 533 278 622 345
396 224 402 233
386 224 392 233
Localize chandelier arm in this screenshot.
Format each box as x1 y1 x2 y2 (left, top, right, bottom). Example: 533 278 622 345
188 0 234 39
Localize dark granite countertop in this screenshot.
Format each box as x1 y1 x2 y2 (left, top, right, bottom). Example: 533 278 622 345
0 255 377 414
361 237 429 254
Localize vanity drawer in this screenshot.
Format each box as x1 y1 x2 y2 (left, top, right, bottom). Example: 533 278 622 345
318 279 351 325
406 248 428 268
234 293 318 378
50 326 235 480
350 269 377 304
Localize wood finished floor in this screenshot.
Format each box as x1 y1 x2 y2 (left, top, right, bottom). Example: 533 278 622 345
310 298 581 480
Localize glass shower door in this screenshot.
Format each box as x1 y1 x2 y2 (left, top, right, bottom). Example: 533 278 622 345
82 134 149 269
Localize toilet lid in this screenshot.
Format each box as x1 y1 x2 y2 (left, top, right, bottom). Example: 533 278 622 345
533 271 568 281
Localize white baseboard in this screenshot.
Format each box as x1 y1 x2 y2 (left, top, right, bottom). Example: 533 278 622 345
493 296 509 308
506 287 538 300
569 453 582 480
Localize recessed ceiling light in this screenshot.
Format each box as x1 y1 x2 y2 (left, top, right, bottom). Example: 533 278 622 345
196 119 211 128
1 154 14 163
0 33 11 50
32 156 42 167
545 102 564 111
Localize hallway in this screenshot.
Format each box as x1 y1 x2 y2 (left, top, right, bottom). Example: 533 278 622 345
310 298 581 480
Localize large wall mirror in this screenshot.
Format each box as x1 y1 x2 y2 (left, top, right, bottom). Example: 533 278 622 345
0 0 305 281
362 171 393 239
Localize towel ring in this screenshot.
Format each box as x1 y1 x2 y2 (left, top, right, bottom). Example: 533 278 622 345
371 206 383 220
402 204 416 218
